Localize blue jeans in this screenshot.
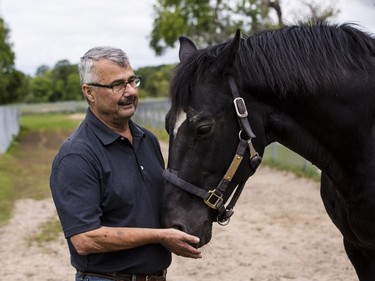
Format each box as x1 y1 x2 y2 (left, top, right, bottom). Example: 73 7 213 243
75 271 124 281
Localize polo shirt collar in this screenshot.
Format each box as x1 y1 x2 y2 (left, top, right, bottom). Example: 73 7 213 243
85 108 145 146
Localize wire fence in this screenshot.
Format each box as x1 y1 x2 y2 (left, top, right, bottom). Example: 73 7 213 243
133 98 170 129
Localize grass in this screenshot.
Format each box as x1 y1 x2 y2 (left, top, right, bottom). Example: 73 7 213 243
262 143 321 182
28 217 63 246
147 127 169 142
0 113 81 226
20 113 82 131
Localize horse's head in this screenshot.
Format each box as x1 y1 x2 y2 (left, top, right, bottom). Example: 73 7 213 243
161 30 265 247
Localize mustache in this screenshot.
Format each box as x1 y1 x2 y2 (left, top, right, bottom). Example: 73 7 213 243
118 96 136 105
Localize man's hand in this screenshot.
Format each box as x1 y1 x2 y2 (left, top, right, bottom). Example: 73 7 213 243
158 228 202 259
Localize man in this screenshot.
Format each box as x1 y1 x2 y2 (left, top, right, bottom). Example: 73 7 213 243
50 46 201 281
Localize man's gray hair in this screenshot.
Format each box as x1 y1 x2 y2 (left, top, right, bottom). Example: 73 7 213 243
79 46 130 84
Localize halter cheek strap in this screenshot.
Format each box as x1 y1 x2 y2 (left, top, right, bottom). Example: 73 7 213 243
228 76 262 170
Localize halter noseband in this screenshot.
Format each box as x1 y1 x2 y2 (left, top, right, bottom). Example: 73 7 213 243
163 76 262 225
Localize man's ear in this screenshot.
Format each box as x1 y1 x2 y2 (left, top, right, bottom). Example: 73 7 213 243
82 84 94 102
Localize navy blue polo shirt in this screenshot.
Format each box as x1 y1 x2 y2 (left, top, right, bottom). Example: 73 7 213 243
50 108 171 274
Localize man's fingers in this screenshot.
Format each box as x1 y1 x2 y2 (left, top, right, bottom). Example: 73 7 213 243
178 243 202 258
185 234 200 245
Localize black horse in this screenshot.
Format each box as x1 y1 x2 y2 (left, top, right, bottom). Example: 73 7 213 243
161 22 375 280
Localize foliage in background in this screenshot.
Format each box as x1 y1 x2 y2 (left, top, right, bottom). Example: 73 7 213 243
136 64 176 98
25 60 82 103
1 58 175 104
0 18 29 104
150 0 338 54
0 1 338 105
0 13 175 104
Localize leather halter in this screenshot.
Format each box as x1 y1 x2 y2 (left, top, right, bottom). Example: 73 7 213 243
163 76 262 225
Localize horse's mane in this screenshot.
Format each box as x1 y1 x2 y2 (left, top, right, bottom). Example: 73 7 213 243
238 22 374 97
170 22 375 122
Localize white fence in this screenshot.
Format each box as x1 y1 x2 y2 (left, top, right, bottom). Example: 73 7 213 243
0 106 20 154
133 98 170 129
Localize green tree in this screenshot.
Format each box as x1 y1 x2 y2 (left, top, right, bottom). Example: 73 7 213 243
64 73 83 101
30 60 81 102
150 0 338 54
0 16 26 104
5 70 29 103
26 76 53 103
136 64 175 97
50 60 80 101
150 0 279 54
51 79 65 102
35 65 50 77
296 1 338 23
0 18 15 73
52 60 76 84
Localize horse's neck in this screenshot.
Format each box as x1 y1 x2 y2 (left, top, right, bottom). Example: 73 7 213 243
267 110 343 178
264 95 374 186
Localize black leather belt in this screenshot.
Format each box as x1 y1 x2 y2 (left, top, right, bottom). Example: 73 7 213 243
77 269 167 281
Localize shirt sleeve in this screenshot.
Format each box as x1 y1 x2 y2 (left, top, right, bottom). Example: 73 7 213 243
50 153 103 238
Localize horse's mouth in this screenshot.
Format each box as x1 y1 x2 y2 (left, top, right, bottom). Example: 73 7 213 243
197 237 210 248
170 221 212 248
196 221 213 248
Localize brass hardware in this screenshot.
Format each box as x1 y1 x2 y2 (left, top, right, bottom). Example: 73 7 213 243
204 190 224 209
223 153 243 181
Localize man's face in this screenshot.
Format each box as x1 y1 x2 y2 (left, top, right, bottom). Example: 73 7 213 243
83 59 139 126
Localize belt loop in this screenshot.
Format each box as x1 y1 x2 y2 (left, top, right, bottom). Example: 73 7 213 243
76 271 85 281
131 274 137 281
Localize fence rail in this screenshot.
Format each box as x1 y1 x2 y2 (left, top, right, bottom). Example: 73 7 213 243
0 106 20 154
3 100 319 177
15 99 170 130
133 98 170 129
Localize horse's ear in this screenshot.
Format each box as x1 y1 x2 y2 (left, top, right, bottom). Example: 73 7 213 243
179 36 198 62
211 29 241 75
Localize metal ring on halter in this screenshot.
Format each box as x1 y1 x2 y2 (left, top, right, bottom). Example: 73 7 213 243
239 129 253 143
217 216 231 226
238 130 247 141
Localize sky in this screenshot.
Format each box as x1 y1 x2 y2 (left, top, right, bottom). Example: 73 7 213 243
0 0 374 76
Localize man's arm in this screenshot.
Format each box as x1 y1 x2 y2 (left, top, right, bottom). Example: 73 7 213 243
70 226 202 259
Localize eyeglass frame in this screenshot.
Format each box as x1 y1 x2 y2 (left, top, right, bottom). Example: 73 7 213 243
86 76 142 94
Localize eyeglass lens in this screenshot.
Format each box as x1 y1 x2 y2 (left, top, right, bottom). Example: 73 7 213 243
112 77 141 94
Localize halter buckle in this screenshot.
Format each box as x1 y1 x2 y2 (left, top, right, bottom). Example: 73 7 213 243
204 190 223 209
234 97 248 118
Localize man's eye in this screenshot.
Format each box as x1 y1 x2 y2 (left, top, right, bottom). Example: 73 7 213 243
111 82 124 87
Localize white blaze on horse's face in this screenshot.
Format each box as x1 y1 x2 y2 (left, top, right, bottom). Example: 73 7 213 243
173 110 187 137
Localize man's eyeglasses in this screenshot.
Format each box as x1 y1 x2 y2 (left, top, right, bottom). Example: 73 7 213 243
87 76 141 94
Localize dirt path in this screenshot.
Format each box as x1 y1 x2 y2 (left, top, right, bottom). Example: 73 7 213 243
0 142 358 280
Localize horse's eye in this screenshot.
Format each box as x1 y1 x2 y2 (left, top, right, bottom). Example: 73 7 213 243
197 125 212 135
